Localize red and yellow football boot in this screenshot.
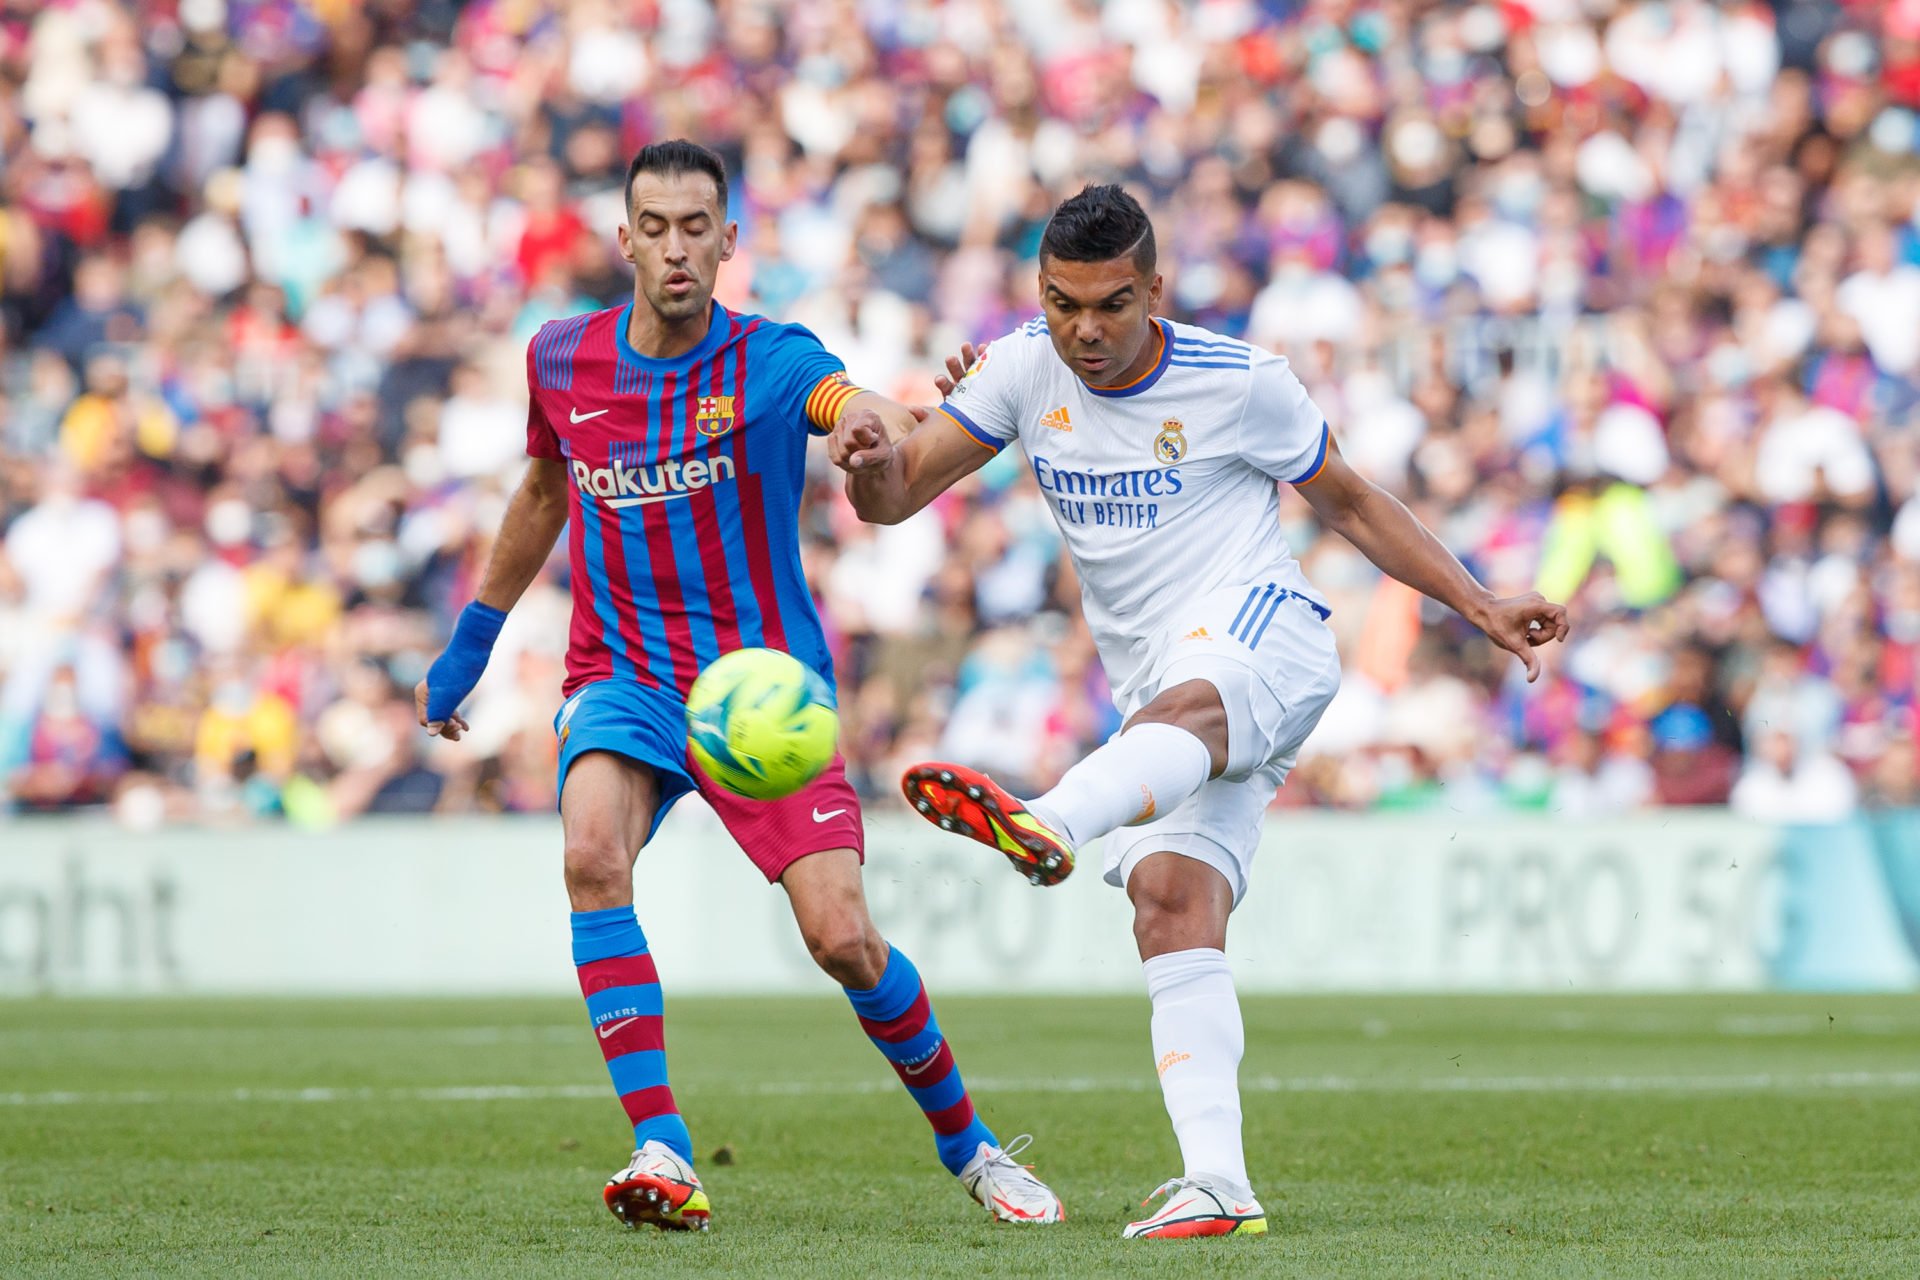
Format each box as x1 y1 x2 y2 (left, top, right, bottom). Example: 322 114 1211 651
900 763 1075 886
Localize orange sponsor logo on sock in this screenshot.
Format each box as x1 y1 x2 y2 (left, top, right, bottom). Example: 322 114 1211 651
1156 1050 1191 1077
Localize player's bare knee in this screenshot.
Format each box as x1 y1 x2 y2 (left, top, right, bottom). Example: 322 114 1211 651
804 913 886 987
1132 892 1199 956
1128 857 1229 957
563 839 633 910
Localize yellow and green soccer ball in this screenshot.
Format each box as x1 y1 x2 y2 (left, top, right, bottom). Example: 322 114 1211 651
686 647 839 799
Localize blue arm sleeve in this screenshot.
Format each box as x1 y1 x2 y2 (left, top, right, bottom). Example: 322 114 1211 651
424 601 507 723
752 323 850 434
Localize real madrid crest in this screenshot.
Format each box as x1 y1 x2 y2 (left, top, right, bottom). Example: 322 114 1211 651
1153 419 1187 465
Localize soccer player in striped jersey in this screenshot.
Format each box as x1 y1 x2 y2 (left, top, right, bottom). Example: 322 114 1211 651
832 184 1568 1239
415 141 1061 1232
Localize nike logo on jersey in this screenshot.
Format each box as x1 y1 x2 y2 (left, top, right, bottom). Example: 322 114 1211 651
598 1017 639 1039
570 407 610 423
1040 406 1072 431
812 807 847 823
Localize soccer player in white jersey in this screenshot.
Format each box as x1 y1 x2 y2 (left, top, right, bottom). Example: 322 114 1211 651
827 185 1569 1240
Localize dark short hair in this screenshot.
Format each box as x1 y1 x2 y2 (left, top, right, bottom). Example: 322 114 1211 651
625 139 728 219
1040 184 1155 273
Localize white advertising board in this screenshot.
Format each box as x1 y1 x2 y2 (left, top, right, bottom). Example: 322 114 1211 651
0 809 1784 996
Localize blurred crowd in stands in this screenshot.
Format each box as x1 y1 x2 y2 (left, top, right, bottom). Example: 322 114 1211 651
3 0 1917 829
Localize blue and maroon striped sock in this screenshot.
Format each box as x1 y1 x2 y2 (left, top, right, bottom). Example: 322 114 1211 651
571 907 692 1162
845 945 997 1174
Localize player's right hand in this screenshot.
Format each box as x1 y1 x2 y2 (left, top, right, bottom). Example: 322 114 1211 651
1473 591 1571 684
828 406 894 473
415 678 470 741
931 341 981 399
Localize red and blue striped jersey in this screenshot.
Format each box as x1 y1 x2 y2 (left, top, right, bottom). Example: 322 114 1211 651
526 300 861 700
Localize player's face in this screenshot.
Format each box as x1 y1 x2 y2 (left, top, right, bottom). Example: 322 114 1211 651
1037 256 1163 387
618 171 737 323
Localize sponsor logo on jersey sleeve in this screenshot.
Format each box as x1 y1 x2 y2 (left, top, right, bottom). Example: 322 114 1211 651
950 342 990 397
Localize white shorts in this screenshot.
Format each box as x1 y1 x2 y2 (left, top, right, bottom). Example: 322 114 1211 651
1101 582 1341 906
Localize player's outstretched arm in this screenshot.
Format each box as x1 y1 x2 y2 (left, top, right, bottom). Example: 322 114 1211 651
826 394 994 525
1297 436 1570 682
413 456 571 740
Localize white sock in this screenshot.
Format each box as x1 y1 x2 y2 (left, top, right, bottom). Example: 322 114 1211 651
1144 947 1250 1195
1027 722 1211 847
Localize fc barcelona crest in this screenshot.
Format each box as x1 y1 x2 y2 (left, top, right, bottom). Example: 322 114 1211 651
1154 419 1187 464
696 395 737 437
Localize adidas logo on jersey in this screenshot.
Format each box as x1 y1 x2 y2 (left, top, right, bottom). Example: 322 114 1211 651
571 454 737 508
1182 626 1211 641
1040 406 1072 432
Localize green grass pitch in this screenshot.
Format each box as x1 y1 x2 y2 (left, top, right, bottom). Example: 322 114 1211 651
3 993 1918 1277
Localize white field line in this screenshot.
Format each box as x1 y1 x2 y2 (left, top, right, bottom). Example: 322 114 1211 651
7 1020 1912 1051
9 1015 1920 1048
0 1026 583 1046
1540 1013 1920 1037
6 1071 1920 1109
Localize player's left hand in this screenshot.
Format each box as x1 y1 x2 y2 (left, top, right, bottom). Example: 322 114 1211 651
1473 592 1570 683
931 342 981 399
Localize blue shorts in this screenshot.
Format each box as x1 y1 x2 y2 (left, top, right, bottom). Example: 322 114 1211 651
554 679 698 846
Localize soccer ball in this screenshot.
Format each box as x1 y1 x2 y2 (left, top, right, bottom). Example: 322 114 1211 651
686 647 838 799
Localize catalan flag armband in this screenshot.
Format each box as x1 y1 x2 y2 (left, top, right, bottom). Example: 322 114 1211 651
804 371 865 432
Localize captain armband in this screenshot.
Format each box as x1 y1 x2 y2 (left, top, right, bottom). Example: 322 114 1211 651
804 372 867 431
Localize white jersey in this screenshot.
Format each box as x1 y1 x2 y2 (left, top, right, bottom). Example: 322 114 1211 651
936 316 1332 701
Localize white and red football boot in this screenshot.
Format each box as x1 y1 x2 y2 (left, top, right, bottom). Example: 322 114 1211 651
958 1136 1065 1224
1122 1175 1266 1239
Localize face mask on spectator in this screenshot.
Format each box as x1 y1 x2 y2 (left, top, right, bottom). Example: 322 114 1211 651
1494 173 1544 221
1415 242 1458 289
1367 225 1412 266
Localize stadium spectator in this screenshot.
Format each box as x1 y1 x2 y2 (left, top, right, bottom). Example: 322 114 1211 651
1730 726 1860 823
2 0 1915 823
